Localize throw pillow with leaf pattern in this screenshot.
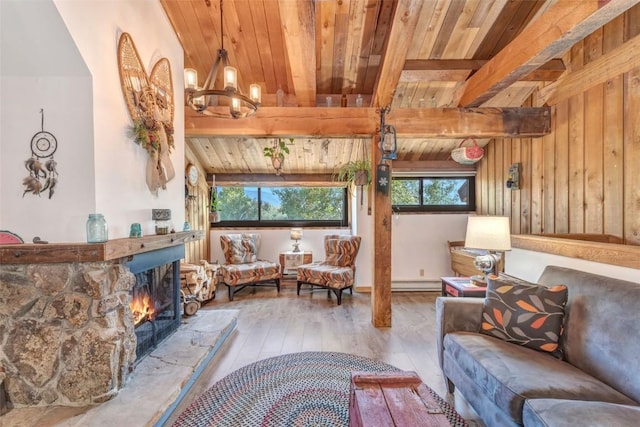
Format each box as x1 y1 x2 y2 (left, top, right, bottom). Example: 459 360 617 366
480 275 568 358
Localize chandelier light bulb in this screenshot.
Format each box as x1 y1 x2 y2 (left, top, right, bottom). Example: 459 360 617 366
224 66 237 91
184 68 198 90
230 97 241 114
250 84 262 104
193 95 206 108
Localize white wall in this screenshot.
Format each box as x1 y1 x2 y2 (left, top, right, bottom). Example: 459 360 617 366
506 248 640 284
353 188 469 291
0 0 185 242
1 0 94 242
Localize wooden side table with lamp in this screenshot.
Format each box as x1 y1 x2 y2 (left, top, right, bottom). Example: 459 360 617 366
280 228 311 276
443 216 512 298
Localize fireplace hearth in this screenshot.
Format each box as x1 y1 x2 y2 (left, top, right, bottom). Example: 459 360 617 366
0 232 201 408
126 245 182 361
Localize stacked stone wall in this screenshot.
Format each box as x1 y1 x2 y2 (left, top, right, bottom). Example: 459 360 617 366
0 261 136 407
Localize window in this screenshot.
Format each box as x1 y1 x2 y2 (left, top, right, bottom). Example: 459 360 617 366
213 186 348 227
391 176 475 212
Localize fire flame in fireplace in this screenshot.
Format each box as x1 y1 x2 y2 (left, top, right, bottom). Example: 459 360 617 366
130 291 156 325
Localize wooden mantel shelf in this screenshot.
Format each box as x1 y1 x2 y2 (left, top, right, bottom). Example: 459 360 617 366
0 230 205 265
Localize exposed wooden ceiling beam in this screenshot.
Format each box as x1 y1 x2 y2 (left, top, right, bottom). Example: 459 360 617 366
371 0 424 108
538 32 640 105
185 106 551 138
209 173 337 186
457 0 640 107
401 59 565 82
393 160 476 173
278 0 316 107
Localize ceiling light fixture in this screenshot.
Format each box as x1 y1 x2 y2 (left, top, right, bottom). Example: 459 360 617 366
183 0 261 119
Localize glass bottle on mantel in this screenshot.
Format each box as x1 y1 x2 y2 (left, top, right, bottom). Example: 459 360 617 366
341 94 348 107
86 213 108 243
276 86 285 107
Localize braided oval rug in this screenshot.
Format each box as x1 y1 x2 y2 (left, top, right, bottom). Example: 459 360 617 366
173 351 467 427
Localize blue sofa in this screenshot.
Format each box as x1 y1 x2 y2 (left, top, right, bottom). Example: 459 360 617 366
436 266 640 426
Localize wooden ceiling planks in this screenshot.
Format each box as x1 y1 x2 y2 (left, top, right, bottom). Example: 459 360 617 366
262 1 291 96
407 0 447 60
221 0 257 93
353 0 380 97
246 0 276 93
278 0 316 106
165 0 635 177
372 0 425 108
316 0 337 95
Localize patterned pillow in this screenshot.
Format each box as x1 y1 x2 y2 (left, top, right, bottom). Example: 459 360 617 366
480 275 568 357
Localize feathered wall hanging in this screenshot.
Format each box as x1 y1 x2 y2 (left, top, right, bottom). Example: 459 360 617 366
22 109 58 199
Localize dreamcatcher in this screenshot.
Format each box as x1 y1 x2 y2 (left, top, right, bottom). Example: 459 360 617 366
117 32 175 194
22 109 58 199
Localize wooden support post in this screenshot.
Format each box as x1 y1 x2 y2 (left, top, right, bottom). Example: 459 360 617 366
371 134 392 327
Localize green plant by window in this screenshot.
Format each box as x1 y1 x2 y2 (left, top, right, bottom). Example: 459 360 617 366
210 187 218 212
334 159 372 187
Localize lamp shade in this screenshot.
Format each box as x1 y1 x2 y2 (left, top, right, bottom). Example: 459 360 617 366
290 228 303 241
464 216 511 251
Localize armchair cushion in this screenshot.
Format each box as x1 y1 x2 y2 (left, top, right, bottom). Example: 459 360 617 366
324 235 361 267
297 262 354 289
220 260 280 286
220 233 259 264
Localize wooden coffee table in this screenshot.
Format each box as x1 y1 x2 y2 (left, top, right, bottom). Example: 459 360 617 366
349 371 451 426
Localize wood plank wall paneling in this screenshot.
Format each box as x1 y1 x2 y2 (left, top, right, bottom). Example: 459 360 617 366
625 5 640 245
603 16 625 239
185 144 211 264
583 27 604 234
477 5 640 246
567 41 585 233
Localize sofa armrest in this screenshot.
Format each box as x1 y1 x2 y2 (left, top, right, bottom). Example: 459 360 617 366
435 297 484 370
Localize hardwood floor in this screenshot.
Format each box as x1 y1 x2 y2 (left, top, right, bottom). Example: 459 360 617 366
164 279 485 426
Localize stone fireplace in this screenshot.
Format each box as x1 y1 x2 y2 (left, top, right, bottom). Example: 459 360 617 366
0 232 202 409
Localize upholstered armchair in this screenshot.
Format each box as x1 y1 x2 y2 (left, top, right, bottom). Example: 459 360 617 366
219 233 281 301
296 234 361 305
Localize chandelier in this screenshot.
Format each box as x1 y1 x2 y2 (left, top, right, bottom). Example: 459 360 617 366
184 0 261 119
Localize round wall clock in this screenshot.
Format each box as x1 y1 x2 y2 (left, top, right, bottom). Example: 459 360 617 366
186 163 199 186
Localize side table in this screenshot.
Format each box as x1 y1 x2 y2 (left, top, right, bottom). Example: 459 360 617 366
279 251 312 276
441 276 486 298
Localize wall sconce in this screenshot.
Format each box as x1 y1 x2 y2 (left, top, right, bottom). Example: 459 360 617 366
506 163 521 190
290 228 303 252
379 106 397 161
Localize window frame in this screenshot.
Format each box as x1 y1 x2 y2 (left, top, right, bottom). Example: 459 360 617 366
212 186 349 228
391 175 476 213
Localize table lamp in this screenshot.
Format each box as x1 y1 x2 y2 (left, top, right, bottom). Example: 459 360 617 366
290 228 303 252
464 216 511 283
